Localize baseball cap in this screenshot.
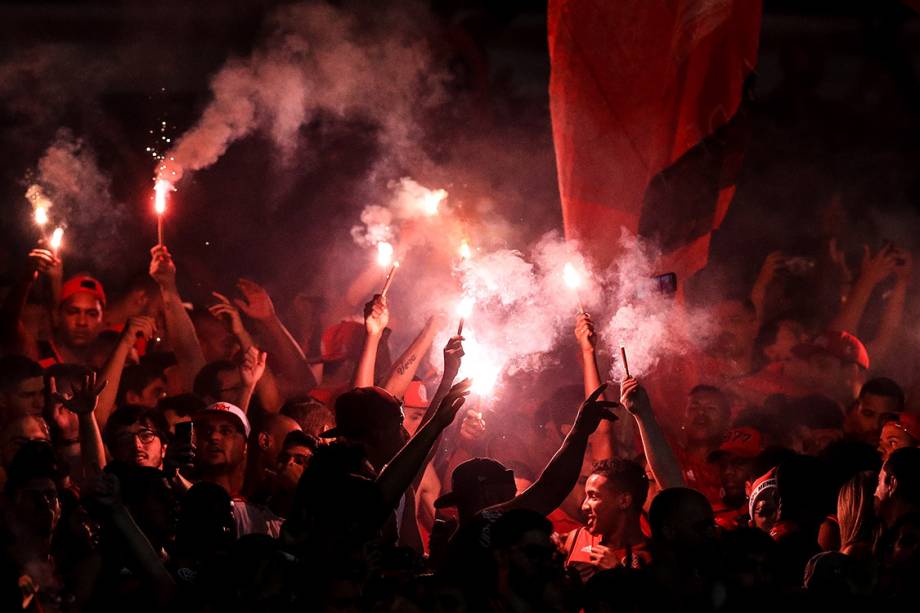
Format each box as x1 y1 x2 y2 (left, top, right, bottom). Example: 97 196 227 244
434 458 516 509
883 412 920 442
61 275 106 307
792 330 869 370
195 402 251 437
748 467 778 519
320 321 365 363
707 426 764 463
319 386 403 439
404 380 429 409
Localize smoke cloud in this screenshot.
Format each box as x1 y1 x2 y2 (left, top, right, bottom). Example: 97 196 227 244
159 1 444 184
25 129 129 272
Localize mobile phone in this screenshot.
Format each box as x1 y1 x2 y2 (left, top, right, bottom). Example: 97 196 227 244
174 421 194 448
653 272 677 296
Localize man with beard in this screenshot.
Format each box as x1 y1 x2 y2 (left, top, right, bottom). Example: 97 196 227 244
103 405 170 470
846 377 904 446
194 401 282 537
706 427 764 529
563 458 651 582
673 385 732 505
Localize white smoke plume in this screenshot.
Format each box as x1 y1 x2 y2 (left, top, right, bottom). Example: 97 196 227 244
26 129 129 271
602 230 715 379
158 1 443 185
350 177 448 248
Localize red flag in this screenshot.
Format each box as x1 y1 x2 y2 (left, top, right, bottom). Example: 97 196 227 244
549 0 762 276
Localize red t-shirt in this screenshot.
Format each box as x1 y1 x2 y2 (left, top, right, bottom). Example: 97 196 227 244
563 527 652 583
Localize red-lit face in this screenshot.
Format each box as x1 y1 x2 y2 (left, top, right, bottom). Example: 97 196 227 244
582 474 630 537
684 390 730 443
0 376 45 417
111 423 166 469
126 377 167 409
195 414 246 470
879 423 916 462
58 293 103 348
847 393 900 444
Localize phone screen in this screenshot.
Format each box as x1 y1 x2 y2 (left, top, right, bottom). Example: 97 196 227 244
175 421 194 447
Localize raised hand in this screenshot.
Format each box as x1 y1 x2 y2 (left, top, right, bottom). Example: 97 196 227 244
52 371 107 415
619 376 650 416
433 378 472 428
234 278 275 321
210 292 247 336
149 245 177 288
859 244 900 285
364 294 389 337
239 345 267 389
574 383 619 434
575 312 596 352
443 335 465 379
28 248 60 276
122 316 157 344
458 408 486 443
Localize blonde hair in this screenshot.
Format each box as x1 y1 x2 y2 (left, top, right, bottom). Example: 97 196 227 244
837 471 878 554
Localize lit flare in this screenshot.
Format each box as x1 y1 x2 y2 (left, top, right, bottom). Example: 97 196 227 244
49 227 64 254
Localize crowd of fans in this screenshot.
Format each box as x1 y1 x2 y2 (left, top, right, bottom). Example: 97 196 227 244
0 235 919 612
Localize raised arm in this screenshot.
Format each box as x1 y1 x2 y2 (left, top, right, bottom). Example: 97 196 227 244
0 249 59 359
53 371 108 478
384 315 443 398
496 384 618 516
96 316 156 428
830 244 899 334
232 279 317 390
868 249 911 362
575 312 616 461
750 251 783 325
149 246 206 393
376 379 471 511
353 295 388 388
620 377 685 489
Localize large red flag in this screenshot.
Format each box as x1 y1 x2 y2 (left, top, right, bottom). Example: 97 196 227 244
549 0 762 277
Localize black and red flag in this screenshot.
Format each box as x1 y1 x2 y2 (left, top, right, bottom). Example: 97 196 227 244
549 0 763 278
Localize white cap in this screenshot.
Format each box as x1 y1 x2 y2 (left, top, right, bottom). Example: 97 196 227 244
198 402 251 437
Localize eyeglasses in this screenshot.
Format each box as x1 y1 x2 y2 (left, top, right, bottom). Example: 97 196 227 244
116 428 158 445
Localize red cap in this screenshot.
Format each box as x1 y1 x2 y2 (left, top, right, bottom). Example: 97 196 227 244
884 412 920 441
404 380 429 409
320 321 365 363
60 275 106 307
708 426 764 462
792 330 869 370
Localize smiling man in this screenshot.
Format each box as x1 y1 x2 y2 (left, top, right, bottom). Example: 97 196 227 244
563 458 651 582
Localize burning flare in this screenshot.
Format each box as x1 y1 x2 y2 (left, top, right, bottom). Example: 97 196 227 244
458 240 472 260
563 262 582 289
458 334 500 397
49 227 64 253
456 296 475 319
377 241 394 267
34 207 49 227
154 179 173 215
420 188 447 216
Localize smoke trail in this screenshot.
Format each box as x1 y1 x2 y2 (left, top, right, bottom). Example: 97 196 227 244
602 230 715 378
158 1 443 184
25 129 129 272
